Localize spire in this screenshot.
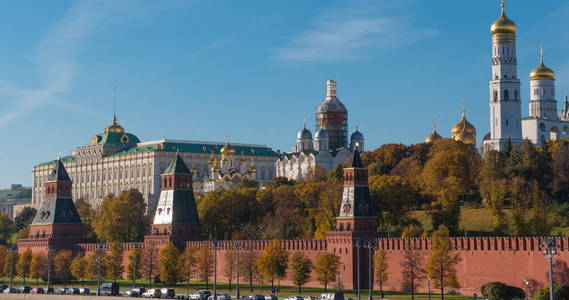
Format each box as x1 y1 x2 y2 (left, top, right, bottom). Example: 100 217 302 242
163 152 191 175
326 80 337 98
113 85 118 123
540 44 545 65
501 0 505 15
351 147 364 168
49 157 71 182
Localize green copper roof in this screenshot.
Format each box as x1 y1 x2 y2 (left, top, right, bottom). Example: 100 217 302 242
89 132 141 146
163 153 191 175
32 197 83 225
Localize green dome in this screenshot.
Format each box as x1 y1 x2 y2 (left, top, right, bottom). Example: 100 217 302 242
90 132 140 146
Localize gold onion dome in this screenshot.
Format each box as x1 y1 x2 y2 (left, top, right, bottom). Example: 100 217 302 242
425 129 442 143
491 2 517 35
104 116 125 133
208 157 216 165
451 111 477 137
455 129 476 145
530 61 555 80
213 167 221 173
220 141 236 155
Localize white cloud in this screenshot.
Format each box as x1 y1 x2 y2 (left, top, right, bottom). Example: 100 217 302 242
276 4 438 62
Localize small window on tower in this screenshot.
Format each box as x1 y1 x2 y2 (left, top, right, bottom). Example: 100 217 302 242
504 90 510 101
506 119 509 126
493 91 498 102
515 90 519 100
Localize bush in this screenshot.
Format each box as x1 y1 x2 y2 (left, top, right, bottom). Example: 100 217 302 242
534 285 569 300
481 282 525 300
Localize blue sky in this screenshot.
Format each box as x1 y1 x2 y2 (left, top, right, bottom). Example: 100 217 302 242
1 0 569 187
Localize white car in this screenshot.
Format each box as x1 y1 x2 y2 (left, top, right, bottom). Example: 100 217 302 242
285 296 304 300
208 293 232 300
142 289 162 298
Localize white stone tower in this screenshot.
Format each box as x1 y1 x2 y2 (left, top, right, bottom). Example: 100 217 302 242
528 46 557 120
484 0 523 151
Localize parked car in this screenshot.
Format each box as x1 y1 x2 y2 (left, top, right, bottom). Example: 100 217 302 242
285 296 304 300
66 288 80 295
99 282 120 296
126 287 147 297
57 287 68 294
30 287 45 294
0 285 6 293
208 293 232 300
142 289 162 298
320 293 344 300
43 287 54 294
245 294 267 300
3 288 17 293
304 297 317 300
265 295 278 300
190 290 212 300
79 287 90 295
17 286 31 293
160 288 175 299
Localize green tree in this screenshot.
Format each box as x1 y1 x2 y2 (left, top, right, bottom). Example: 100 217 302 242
290 252 312 293
369 175 416 230
92 190 147 243
534 285 569 300
54 250 73 284
3 250 17 281
16 248 32 284
105 243 124 282
256 241 289 292
373 250 389 296
0 213 15 245
179 246 198 290
29 252 47 286
75 198 96 238
479 150 509 234
158 242 180 286
314 252 341 291
70 255 87 286
401 224 424 238
14 207 37 231
237 179 260 189
425 226 461 300
126 247 143 283
196 247 214 288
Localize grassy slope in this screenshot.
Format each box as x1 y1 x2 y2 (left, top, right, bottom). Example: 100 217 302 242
410 208 569 236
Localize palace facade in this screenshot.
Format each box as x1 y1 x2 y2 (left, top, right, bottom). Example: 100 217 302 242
31 117 276 210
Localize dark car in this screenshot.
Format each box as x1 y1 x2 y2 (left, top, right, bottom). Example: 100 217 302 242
99 282 120 296
57 287 68 294
246 294 267 300
3 287 17 293
17 286 31 293
160 288 175 299
66 288 80 295
79 288 90 295
43 287 54 294
126 287 147 297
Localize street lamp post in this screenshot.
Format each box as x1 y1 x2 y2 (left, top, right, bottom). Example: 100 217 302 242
96 244 103 296
8 246 17 292
427 276 431 300
353 238 363 300
233 241 244 300
46 247 53 290
365 240 376 300
132 244 139 290
540 238 560 300
211 241 222 300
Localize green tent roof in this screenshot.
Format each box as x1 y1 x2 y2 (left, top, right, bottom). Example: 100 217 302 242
163 153 191 175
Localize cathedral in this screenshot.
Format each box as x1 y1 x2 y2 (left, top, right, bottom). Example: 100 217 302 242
426 1 569 151
482 1 569 151
276 80 365 180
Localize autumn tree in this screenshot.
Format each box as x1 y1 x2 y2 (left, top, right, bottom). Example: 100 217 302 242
225 249 237 291
54 250 73 284
92 190 147 243
16 248 32 284
478 150 509 234
401 224 424 238
3 250 17 281
29 252 47 286
105 243 124 282
314 183 343 239
369 175 416 230
126 247 143 283
314 252 341 291
14 207 37 231
75 198 96 238
0 246 6 279
425 226 461 299
196 246 214 288
180 246 198 290
551 143 569 203
240 248 259 292
159 242 180 286
70 254 88 286
141 247 159 288
256 241 289 292
400 242 425 299
290 252 312 293
0 213 15 245
260 186 306 239
86 249 106 281
374 250 389 296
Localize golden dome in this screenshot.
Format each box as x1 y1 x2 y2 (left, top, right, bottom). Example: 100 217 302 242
530 61 555 80
248 167 257 174
451 111 477 137
104 117 125 134
239 159 246 165
425 130 442 143
454 129 476 145
213 167 221 173
222 159 229 165
208 157 216 165
491 3 516 35
220 141 236 155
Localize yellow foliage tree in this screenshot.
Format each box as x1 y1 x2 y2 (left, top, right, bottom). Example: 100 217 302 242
425 225 461 300
256 241 288 292
314 252 341 291
373 250 389 296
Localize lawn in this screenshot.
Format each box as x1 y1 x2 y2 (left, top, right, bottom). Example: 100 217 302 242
0 277 470 299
